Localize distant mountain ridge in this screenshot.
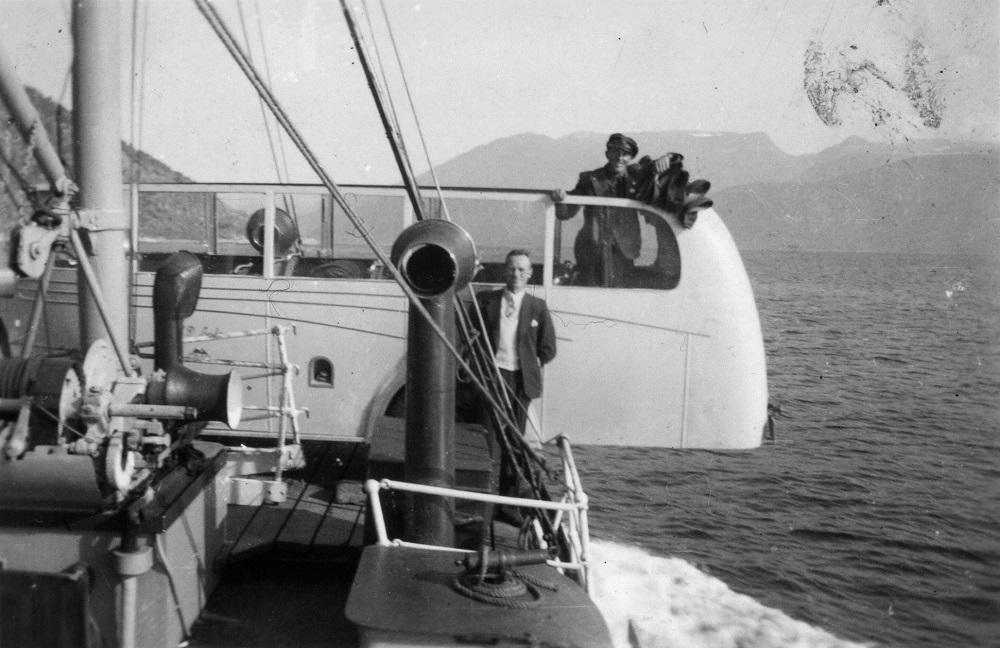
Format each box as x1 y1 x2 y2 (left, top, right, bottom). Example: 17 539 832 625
419 131 1000 254
0 87 190 225
5 87 996 254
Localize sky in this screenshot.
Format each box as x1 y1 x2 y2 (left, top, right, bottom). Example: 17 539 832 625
1 0 997 184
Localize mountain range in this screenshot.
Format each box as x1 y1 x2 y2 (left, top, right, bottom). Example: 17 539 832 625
0 87 189 227
2 87 997 254
419 132 1000 255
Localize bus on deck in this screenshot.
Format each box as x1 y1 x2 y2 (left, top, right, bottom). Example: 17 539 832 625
2 183 767 449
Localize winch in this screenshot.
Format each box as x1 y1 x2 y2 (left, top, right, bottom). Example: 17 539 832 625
0 251 242 513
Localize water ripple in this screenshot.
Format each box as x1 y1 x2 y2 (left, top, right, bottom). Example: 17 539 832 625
581 252 1000 648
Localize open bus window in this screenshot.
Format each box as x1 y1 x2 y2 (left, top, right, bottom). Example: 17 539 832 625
136 191 271 274
443 195 546 285
322 191 407 280
137 190 219 272
136 189 402 279
554 209 680 289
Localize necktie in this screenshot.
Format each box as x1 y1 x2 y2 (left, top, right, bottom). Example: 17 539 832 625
504 292 515 319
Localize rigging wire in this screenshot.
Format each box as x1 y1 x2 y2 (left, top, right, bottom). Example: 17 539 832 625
250 0 303 249
373 0 452 220
359 1 412 185
236 1 283 183
358 1 522 435
356 0 552 495
55 71 71 178
129 0 147 185
129 0 150 339
236 0 303 259
192 0 528 443
339 0 425 221
54 0 71 171
250 0 297 187
236 2 302 240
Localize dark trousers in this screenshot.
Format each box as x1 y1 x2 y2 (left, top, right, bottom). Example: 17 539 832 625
498 368 529 433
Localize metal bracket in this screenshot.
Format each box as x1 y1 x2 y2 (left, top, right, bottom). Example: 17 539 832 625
75 207 128 231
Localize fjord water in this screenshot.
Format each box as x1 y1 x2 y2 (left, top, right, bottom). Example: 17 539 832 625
579 251 999 648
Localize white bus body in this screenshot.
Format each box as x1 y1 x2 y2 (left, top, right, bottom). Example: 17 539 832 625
2 184 767 449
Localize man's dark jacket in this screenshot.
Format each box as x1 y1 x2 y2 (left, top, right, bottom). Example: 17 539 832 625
473 289 556 399
556 164 655 260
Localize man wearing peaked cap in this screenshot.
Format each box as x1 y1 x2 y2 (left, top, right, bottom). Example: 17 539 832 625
606 133 638 157
551 133 670 287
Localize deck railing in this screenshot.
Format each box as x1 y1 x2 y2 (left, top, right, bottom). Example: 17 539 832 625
364 435 594 593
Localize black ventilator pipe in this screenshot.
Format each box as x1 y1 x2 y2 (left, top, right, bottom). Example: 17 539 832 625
390 220 477 546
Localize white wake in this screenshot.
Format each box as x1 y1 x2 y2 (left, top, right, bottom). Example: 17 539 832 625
589 540 871 648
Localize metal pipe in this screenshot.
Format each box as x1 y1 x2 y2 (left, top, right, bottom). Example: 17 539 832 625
404 294 455 545
376 478 582 512
339 0 427 221
73 0 130 352
120 575 138 648
390 220 477 547
68 228 134 376
364 479 390 546
0 42 74 194
109 403 198 419
145 251 242 428
112 512 152 648
151 251 203 372
20 243 59 358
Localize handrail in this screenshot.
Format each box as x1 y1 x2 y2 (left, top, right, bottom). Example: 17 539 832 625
29 181 679 232
369 478 585 512
363 434 594 591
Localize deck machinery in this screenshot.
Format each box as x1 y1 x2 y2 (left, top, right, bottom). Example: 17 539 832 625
0 3 615 646
0 3 243 645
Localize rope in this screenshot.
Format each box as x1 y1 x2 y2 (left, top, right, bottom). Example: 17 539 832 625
511 568 560 592
193 0 528 456
339 0 425 220
236 0 303 255
452 572 541 609
359 1 412 187
195 0 571 560
374 0 452 221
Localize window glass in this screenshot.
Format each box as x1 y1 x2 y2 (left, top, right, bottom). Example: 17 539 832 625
443 196 546 285
138 191 213 250
331 191 406 259
135 190 264 274
137 189 405 279
554 207 680 290
137 190 215 272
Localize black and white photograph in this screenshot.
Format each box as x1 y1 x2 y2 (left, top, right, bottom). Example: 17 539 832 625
0 1 996 646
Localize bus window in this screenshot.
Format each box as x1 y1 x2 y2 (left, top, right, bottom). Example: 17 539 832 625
554 209 679 290
137 190 217 272
444 196 546 285
324 191 408 280
632 212 681 289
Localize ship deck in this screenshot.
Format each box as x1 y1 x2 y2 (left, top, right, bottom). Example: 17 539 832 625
186 440 365 646
186 438 519 647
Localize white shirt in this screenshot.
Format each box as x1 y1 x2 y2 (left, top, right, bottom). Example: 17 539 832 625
494 289 524 371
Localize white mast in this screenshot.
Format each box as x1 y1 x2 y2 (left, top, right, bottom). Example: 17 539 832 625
72 0 130 351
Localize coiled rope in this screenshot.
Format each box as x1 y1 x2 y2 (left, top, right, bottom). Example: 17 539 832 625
451 572 541 609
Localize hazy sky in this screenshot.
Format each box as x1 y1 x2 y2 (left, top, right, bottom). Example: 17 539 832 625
2 0 998 183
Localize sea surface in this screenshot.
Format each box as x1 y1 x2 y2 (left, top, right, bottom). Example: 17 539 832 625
577 251 1000 648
